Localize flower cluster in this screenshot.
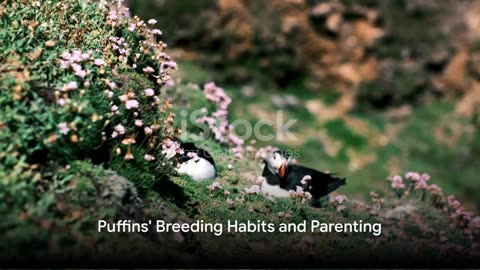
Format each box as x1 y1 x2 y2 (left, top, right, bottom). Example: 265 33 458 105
161 139 183 160
207 181 223 192
388 172 442 199
446 195 475 233
289 186 313 204
197 82 244 158
330 195 348 212
390 175 406 190
244 184 261 195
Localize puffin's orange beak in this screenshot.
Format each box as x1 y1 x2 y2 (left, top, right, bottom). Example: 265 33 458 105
279 160 286 178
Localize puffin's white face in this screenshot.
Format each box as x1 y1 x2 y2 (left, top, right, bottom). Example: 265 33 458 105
266 152 290 177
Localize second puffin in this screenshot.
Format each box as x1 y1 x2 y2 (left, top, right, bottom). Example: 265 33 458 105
262 150 346 203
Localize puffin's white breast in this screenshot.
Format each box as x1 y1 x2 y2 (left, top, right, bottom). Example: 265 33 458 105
261 181 291 198
176 158 216 182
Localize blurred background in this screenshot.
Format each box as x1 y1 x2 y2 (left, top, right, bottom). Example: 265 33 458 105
127 0 480 210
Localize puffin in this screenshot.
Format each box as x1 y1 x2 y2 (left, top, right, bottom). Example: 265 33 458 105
261 150 346 202
175 141 217 181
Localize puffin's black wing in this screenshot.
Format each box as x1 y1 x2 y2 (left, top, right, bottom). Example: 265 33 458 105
286 165 346 198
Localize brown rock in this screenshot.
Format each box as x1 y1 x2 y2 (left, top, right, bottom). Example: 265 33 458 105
442 49 469 91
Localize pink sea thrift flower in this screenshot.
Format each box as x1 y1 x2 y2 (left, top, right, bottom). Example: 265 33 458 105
94 59 105 66
405 171 421 181
144 127 153 135
147 19 157 25
135 119 143 127
152 29 162 35
143 66 154 74
208 181 223 192
128 23 136 32
301 175 312 185
114 124 125 135
58 122 70 135
244 185 261 195
125 99 139 110
61 81 78 92
144 88 155 97
119 94 128 103
391 175 406 189
57 98 67 106
144 154 155 161
255 176 265 185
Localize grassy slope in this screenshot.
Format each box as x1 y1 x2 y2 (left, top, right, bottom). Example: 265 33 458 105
173 59 480 210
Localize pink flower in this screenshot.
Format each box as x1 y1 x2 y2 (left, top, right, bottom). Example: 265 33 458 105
94 58 105 66
144 127 153 135
106 90 114 98
144 88 154 97
106 80 116 89
144 154 155 161
111 131 118 138
226 198 234 206
119 94 128 103
114 124 125 135
58 122 70 135
57 98 67 106
61 51 71 60
135 119 143 127
61 81 78 92
277 212 285 218
187 152 200 162
161 139 181 159
244 185 261 195
143 66 154 74
227 164 233 170
301 175 312 185
255 176 265 185
111 105 119 112
108 10 117 21
391 175 406 189
152 29 162 35
224 190 231 196
405 172 421 181
147 19 157 25
74 69 86 79
421 173 431 182
208 181 223 192
59 60 69 69
415 179 428 190
125 99 139 110
337 205 346 212
128 23 136 32
333 195 347 204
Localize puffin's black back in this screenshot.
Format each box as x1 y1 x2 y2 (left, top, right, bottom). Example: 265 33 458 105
284 165 346 199
262 162 346 199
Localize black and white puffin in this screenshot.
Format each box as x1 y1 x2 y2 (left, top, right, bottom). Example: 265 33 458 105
175 141 217 181
261 150 346 201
